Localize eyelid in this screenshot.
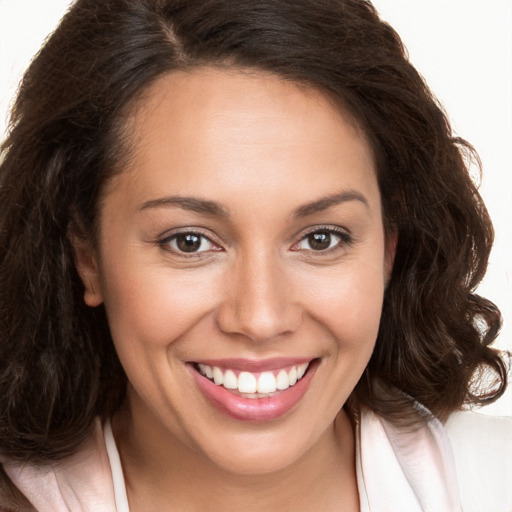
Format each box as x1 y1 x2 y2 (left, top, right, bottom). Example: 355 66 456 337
299 224 352 238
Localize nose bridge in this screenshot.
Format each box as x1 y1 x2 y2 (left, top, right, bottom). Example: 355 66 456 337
217 246 301 341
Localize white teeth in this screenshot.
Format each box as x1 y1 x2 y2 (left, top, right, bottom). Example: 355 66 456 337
198 363 213 379
212 366 224 385
197 361 310 396
276 369 290 390
257 371 277 393
238 372 257 393
288 366 297 386
297 363 308 379
223 369 238 390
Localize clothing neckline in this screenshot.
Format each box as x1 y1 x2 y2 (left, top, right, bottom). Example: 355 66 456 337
104 419 130 512
103 408 462 512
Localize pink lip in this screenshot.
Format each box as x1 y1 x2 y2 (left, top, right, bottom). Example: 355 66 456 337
189 359 317 422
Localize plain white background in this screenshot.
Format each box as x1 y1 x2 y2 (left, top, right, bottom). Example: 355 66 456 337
0 0 510 415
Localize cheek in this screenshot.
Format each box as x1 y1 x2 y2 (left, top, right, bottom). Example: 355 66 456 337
99 256 221 353
300 260 385 351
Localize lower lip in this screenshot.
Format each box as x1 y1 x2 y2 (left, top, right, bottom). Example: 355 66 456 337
190 362 317 422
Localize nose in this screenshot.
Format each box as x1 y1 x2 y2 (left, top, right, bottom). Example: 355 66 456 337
215 250 303 342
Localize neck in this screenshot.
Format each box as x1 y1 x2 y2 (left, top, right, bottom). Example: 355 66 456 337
112 398 359 512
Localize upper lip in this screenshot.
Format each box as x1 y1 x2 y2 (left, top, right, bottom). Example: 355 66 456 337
190 357 315 372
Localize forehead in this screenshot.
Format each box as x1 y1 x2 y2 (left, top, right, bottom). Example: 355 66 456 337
108 67 379 218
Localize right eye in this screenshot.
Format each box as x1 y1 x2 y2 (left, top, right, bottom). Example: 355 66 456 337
161 232 219 254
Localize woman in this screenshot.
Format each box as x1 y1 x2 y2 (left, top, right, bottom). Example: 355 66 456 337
0 0 510 510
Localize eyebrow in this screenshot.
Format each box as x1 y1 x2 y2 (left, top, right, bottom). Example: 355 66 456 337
293 190 369 218
137 189 368 218
138 196 229 217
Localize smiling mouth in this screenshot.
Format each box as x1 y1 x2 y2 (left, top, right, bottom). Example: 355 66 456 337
193 362 311 399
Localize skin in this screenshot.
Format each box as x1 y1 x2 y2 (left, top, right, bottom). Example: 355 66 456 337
75 67 395 511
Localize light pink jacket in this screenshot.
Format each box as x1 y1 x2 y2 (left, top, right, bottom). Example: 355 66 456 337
2 409 511 511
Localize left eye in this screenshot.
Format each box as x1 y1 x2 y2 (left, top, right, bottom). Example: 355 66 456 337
165 233 216 253
295 230 344 251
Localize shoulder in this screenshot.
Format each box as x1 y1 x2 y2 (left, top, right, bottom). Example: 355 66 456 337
444 410 512 512
0 418 117 511
357 405 512 511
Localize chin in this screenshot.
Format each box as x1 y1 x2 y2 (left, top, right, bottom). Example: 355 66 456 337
205 433 316 476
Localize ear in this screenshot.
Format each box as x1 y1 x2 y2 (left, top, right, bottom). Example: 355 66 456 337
384 227 398 286
68 229 104 307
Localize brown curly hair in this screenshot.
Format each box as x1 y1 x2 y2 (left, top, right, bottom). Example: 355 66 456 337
0 0 507 467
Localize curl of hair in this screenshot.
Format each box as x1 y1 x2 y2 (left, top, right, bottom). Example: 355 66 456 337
0 0 507 465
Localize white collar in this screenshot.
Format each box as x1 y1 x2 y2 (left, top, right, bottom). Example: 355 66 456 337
356 407 462 511
104 408 462 512
2 410 462 511
104 419 130 512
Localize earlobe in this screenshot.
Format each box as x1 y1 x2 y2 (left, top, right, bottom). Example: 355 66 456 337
68 230 104 307
83 274 103 307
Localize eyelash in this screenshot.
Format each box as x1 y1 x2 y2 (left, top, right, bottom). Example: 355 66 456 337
157 226 353 256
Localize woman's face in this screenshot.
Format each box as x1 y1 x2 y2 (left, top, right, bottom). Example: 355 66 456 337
79 68 394 475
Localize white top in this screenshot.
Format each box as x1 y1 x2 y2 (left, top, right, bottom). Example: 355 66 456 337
104 421 129 512
102 409 512 512
2 409 512 511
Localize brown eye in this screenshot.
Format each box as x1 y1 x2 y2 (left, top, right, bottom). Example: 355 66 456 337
165 232 216 253
307 231 332 251
294 228 351 252
176 234 202 252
